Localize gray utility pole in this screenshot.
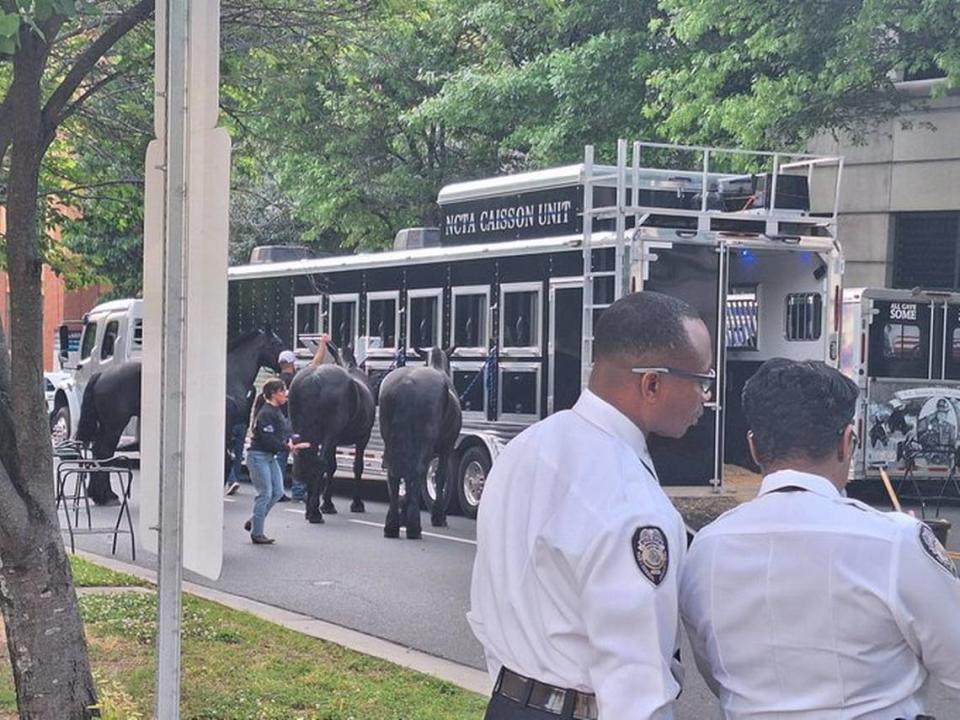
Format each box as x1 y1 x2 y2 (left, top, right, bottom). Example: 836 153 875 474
156 1 188 717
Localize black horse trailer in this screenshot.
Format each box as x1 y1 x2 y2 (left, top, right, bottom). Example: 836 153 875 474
227 140 844 517
841 288 960 484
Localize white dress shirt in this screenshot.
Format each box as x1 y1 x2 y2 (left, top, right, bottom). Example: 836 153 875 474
681 468 960 720
468 389 686 720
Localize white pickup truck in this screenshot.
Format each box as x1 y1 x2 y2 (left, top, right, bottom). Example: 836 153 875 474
50 298 143 443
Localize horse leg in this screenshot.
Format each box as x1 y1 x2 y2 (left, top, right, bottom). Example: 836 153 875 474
430 450 452 528
302 448 324 524
405 470 424 540
350 439 367 513
320 445 338 514
384 473 402 539
89 429 122 505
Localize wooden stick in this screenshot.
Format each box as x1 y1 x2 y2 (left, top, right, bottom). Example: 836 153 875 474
878 467 902 513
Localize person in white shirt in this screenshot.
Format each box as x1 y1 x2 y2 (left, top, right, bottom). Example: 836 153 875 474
681 358 960 720
469 291 714 720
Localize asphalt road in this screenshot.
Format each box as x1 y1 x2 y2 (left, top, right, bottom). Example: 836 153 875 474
68 475 960 718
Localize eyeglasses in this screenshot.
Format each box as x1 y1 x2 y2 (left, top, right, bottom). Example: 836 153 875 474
840 424 859 450
631 366 716 394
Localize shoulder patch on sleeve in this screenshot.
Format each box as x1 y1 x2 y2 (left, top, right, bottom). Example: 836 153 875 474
632 526 669 586
919 524 957 577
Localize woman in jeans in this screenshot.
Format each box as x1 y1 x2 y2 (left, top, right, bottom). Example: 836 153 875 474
244 378 308 544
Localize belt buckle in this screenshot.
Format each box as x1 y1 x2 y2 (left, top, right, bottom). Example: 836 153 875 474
527 680 566 715
573 692 598 720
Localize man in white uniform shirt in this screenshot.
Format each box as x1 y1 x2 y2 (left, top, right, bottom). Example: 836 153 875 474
681 358 960 720
469 291 714 720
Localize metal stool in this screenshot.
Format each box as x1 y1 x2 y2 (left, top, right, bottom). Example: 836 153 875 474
55 455 136 559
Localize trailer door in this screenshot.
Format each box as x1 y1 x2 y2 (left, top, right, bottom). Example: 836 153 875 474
942 302 960 380
547 279 582 414
866 299 933 379
642 242 723 486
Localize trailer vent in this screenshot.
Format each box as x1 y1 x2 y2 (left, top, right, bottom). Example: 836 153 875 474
248 245 314 264
394 227 441 250
785 293 822 341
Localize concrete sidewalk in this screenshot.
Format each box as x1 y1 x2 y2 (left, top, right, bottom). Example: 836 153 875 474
76 550 492 696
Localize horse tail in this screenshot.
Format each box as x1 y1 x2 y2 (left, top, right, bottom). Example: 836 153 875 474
76 372 102 442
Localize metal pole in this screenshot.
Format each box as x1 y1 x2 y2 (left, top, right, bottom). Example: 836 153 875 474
156 0 189 717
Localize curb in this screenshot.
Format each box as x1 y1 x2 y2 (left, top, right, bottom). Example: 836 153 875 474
75 550 492 696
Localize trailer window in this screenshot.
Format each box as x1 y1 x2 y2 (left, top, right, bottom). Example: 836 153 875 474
883 323 922 359
953 328 960 362
294 296 322 351
131 318 143 350
726 287 758 350
785 293 822 341
100 321 119 359
367 293 398 350
329 297 357 350
501 284 541 352
453 289 489 350
79 322 98 360
407 291 441 350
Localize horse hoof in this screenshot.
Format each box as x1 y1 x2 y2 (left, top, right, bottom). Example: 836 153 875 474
406 529 422 540
431 517 448 528
307 514 325 525
384 526 400 539
321 503 338 515
350 501 365 513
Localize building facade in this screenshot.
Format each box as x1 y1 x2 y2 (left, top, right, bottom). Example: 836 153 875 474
809 79 960 290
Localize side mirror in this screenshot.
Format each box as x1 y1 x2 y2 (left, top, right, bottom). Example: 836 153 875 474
58 325 70 362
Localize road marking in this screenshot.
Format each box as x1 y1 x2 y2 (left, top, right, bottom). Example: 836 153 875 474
347 519 477 545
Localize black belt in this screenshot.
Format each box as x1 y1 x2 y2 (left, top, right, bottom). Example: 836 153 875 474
494 667 598 720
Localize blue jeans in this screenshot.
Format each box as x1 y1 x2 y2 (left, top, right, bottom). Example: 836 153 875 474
246 450 284 536
278 448 305 499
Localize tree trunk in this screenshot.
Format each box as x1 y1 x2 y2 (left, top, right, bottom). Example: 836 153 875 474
0 25 98 720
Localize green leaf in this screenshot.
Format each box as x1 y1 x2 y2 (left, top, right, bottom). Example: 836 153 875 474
0 12 21 41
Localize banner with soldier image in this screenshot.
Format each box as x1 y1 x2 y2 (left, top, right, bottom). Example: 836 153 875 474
865 379 960 477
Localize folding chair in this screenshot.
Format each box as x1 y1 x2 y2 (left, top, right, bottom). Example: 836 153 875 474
55 455 136 560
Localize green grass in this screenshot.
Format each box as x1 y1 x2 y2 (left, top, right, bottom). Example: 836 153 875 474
0 559 487 719
69 555 151 588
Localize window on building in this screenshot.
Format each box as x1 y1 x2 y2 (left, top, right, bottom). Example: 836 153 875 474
453 288 489 350
893 213 960 290
294 296 322 351
329 296 358 350
407 291 441 350
785 293 822 341
367 292 398 350
501 284 541 352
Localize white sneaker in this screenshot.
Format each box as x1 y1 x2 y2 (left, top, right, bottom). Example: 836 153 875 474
225 481 241 496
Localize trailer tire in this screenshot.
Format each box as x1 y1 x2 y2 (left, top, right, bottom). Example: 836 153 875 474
420 458 441 512
456 446 490 520
50 404 71 445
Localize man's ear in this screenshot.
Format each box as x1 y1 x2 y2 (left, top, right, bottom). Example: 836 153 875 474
637 371 660 402
838 425 855 463
747 431 762 467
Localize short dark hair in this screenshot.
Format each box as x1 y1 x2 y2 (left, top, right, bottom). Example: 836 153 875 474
742 358 859 464
593 291 702 362
262 378 286 399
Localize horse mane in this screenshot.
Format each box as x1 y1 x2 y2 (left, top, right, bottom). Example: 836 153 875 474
228 329 261 351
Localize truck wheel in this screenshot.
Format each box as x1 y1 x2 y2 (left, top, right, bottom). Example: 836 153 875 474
420 458 440 511
50 405 71 445
456 446 490 520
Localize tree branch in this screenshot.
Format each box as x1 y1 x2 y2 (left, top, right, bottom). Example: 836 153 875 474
40 0 154 149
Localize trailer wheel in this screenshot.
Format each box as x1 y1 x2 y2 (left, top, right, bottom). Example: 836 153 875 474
50 404 71 445
456 446 490 520
420 458 441 511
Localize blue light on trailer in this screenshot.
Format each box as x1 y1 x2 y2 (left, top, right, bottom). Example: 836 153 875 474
739 249 757 266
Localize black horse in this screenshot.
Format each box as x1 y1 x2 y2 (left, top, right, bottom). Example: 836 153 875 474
75 361 142 504
379 347 462 539
288 345 376 524
76 327 284 504
223 328 286 480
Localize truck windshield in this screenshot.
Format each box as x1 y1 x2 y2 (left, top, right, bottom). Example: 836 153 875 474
80 322 98 360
